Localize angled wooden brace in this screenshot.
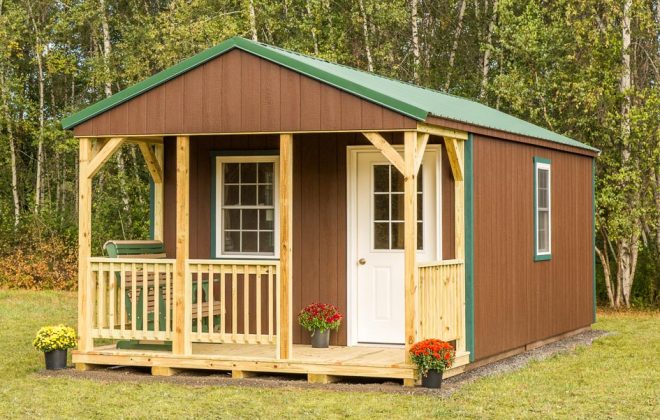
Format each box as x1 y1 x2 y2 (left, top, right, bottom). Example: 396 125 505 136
138 143 164 184
362 132 406 175
444 137 464 181
414 132 430 175
87 137 126 179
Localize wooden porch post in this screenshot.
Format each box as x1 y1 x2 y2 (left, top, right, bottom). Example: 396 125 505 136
153 144 165 241
403 131 418 357
173 135 192 355
77 138 93 352
278 133 293 359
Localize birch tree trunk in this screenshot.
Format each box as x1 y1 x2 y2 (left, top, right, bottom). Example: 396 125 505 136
444 0 467 90
248 0 258 41
1 73 20 227
615 0 639 308
479 0 498 100
34 39 45 214
305 0 319 55
595 246 614 306
411 0 420 82
358 0 373 72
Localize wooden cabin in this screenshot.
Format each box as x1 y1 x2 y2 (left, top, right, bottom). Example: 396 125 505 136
63 37 598 385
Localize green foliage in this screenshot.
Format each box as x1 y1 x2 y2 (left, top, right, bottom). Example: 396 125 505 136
32 324 77 352
0 0 657 307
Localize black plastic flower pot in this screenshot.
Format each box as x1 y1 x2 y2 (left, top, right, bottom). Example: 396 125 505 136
421 370 443 389
44 349 67 370
310 329 330 348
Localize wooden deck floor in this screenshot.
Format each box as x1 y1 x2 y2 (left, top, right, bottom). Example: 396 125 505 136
73 343 470 384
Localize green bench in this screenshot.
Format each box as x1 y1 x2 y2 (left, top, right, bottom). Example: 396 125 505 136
104 240 222 350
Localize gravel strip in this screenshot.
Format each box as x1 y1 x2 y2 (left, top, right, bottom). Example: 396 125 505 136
40 329 609 396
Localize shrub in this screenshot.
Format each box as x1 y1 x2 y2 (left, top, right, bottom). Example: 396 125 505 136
297 303 343 332
33 325 77 352
409 339 455 376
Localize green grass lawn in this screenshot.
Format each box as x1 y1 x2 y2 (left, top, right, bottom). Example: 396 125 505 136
0 290 657 419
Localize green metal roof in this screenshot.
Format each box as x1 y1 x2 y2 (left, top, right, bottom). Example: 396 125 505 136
62 36 598 153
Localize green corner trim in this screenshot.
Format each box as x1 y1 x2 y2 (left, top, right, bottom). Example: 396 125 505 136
592 159 597 322
465 133 475 362
533 157 552 262
149 178 155 240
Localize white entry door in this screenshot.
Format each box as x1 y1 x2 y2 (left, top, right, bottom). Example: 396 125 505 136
349 147 439 345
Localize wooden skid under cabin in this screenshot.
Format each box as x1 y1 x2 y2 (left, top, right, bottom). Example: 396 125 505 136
64 37 597 385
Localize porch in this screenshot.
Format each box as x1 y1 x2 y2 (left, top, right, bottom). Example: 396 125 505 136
74 127 470 385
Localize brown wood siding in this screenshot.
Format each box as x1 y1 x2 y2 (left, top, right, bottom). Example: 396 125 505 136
472 134 594 361
162 133 455 346
73 50 416 137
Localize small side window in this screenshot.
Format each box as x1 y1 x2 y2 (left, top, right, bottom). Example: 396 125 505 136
534 158 551 261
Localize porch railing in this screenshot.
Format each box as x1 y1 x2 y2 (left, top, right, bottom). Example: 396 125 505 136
89 257 175 341
187 260 280 345
417 259 464 342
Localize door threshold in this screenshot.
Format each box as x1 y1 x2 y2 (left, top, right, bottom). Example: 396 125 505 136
353 342 405 348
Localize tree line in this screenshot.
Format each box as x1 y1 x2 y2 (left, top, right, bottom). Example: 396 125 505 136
0 0 658 306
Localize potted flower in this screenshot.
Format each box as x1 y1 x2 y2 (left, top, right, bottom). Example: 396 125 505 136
33 325 77 370
297 303 342 348
409 338 455 388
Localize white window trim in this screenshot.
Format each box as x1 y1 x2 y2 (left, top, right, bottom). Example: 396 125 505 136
535 161 552 257
215 155 280 259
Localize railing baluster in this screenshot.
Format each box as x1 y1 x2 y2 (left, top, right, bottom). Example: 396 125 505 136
268 265 274 343
196 263 203 339
208 264 214 337
165 262 171 338
232 265 237 342
220 264 226 339
154 263 160 333
97 266 105 330
142 262 148 338
131 263 137 336
120 263 126 333
256 265 262 343
108 262 115 334
243 264 249 342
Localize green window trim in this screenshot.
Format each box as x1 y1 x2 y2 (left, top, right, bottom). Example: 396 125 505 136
533 157 552 261
465 134 475 362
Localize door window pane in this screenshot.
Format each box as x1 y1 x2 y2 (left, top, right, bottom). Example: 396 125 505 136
372 164 423 250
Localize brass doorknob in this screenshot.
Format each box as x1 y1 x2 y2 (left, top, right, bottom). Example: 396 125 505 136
358 258 367 265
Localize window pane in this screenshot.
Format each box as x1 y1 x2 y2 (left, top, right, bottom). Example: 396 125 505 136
258 184 273 205
242 231 258 253
240 185 257 205
538 211 549 252
391 169 404 192
224 185 239 205
374 222 389 249
374 165 389 192
242 209 258 230
224 231 240 253
224 209 241 230
417 168 423 189
391 193 404 221
258 163 273 183
241 163 257 183
259 209 274 230
538 168 549 189
417 222 423 250
538 188 548 209
391 222 404 249
417 194 423 220
259 232 274 253
224 163 239 183
374 194 389 221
